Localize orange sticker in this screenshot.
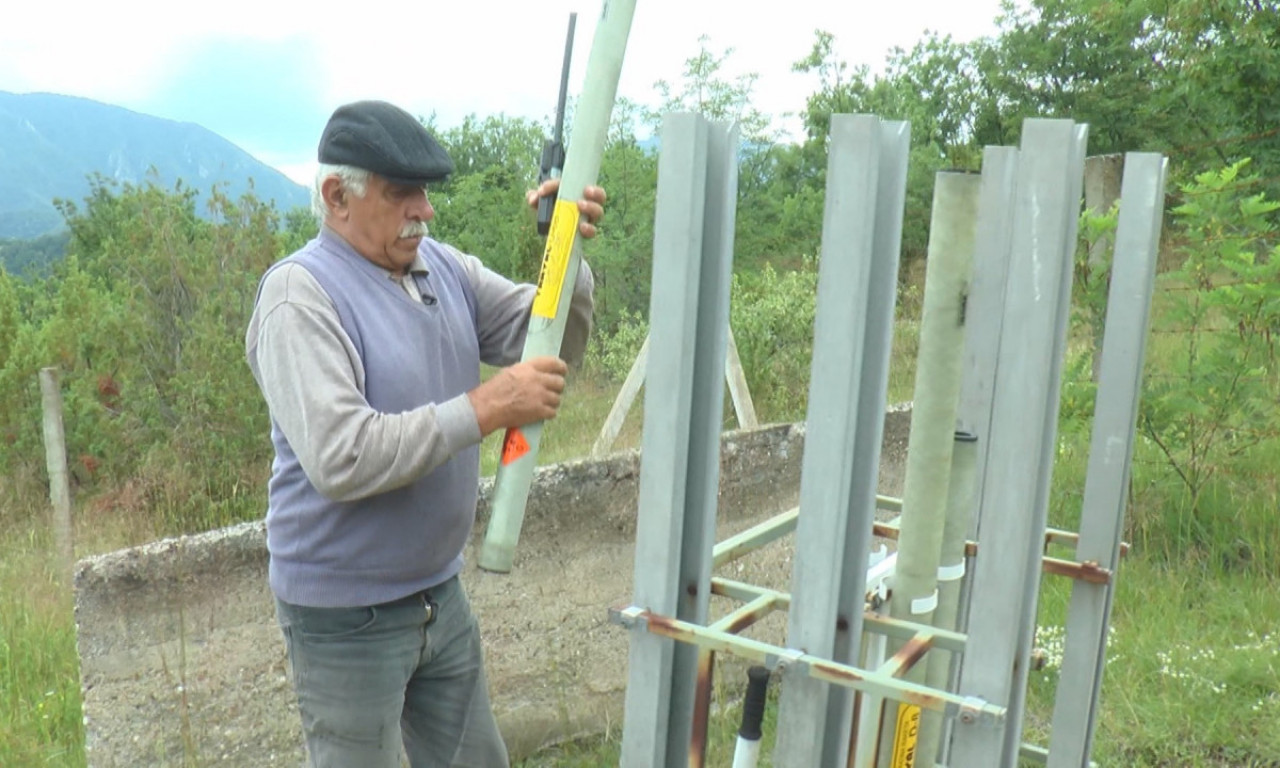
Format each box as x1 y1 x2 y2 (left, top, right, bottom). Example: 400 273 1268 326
501 428 531 466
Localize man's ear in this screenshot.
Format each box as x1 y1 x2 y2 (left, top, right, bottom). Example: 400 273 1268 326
321 176 348 218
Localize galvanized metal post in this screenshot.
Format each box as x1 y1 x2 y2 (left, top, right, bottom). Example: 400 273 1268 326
941 147 1018 766
955 147 1019 531
672 119 740 768
999 122 1090 764
773 114 909 768
1046 153 1167 768
829 118 910 767
619 113 739 768
480 0 638 572
948 119 1088 767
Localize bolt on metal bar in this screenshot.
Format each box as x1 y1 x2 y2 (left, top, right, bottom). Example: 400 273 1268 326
1040 557 1112 584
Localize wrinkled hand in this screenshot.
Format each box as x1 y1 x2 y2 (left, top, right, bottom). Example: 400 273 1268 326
526 180 607 238
467 356 568 436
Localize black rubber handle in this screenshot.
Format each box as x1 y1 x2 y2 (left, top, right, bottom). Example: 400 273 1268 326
738 665 770 741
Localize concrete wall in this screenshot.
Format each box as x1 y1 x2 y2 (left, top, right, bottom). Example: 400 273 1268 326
74 411 910 767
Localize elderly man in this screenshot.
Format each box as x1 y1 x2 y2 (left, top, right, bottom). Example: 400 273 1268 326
245 100 603 767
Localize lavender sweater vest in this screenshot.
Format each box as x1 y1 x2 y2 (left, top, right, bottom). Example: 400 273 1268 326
263 236 481 607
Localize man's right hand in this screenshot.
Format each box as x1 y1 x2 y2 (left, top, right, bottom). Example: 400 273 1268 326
467 356 568 437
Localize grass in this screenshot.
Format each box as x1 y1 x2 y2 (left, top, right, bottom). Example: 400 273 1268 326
1027 557 1280 767
0 526 84 767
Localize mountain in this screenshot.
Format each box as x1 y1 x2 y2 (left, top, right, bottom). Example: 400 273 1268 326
0 91 310 239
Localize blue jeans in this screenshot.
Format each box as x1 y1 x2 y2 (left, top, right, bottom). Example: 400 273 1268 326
275 576 510 768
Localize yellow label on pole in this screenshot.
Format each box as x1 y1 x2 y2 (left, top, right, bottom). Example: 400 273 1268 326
890 704 921 768
531 199 580 319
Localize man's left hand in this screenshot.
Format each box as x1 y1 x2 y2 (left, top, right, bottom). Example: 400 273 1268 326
526 180 607 239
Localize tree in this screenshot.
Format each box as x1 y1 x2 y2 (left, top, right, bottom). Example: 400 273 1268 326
791 30 966 264
1139 159 1280 519
590 98 659 334
990 0 1280 170
429 115 547 281
650 35 773 142
0 231 70 277
434 114 545 183
0 177 286 529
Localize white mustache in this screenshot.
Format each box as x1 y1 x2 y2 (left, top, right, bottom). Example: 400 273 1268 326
399 221 430 238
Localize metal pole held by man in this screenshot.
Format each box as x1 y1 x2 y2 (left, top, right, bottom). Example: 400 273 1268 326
479 0 639 573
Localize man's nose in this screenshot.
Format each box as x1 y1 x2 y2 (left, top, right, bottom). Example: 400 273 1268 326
408 191 434 221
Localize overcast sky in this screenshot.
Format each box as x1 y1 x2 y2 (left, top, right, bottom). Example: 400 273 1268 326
2 0 1008 185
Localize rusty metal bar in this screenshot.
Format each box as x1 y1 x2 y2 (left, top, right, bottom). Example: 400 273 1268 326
690 648 714 768
611 606 1004 725
876 632 936 678
688 593 778 767
711 593 778 633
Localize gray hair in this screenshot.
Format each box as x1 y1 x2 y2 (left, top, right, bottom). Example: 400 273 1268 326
311 164 371 224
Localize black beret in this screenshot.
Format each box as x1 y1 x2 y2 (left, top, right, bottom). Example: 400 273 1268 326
317 100 454 185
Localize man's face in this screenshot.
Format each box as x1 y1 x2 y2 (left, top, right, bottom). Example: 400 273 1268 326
333 173 434 272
